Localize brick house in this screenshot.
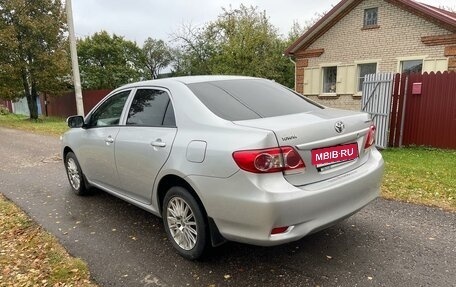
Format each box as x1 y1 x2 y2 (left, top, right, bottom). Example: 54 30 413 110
285 0 456 110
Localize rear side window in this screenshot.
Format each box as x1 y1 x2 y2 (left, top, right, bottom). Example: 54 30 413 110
126 89 176 127
187 82 260 121
187 79 322 121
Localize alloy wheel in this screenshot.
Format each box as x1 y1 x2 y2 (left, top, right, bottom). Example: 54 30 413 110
166 197 198 250
66 158 81 190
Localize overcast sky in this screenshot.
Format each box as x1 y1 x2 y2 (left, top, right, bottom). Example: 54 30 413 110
72 0 456 46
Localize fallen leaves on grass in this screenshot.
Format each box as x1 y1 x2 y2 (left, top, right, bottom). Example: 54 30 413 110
0 194 97 286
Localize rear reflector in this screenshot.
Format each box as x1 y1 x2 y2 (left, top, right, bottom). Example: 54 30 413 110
233 146 305 173
271 226 289 235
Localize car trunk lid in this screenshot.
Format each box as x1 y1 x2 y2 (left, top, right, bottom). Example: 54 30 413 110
233 108 373 186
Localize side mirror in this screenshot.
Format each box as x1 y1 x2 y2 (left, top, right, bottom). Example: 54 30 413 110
67 115 85 128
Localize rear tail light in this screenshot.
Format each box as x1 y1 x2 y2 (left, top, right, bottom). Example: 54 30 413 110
364 124 376 149
232 146 305 174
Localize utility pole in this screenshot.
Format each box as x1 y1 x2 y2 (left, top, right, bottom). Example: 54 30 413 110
66 0 84 116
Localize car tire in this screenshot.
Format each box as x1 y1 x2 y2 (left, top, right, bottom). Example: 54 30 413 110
162 186 208 260
64 152 88 196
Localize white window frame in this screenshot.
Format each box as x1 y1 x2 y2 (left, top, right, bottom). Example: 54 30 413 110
396 56 427 73
355 59 380 96
319 62 341 96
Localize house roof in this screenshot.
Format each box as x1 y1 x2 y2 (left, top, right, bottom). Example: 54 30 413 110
285 0 456 55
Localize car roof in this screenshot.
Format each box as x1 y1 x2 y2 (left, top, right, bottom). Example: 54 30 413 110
119 75 260 89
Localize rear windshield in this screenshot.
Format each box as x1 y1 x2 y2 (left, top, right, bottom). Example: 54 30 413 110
187 79 322 121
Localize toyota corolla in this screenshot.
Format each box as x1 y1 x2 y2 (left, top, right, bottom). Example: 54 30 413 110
62 76 384 259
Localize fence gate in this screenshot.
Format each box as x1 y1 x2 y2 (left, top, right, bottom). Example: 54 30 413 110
361 73 395 149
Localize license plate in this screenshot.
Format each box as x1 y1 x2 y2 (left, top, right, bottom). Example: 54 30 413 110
311 143 359 166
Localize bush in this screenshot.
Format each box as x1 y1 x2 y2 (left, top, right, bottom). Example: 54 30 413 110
0 105 10 115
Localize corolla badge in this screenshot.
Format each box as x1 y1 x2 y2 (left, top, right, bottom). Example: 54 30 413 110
281 135 298 141
334 121 345 133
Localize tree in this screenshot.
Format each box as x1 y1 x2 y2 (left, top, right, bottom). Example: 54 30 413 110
77 31 143 89
439 5 456 13
171 23 218 76
287 20 306 44
0 0 70 120
172 5 295 87
209 6 286 79
169 47 189 76
141 38 172 79
287 10 328 44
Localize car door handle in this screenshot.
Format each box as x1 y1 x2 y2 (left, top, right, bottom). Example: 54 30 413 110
105 136 114 144
151 139 166 148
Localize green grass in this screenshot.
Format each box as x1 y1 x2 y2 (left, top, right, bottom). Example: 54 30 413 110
382 147 456 211
0 113 68 136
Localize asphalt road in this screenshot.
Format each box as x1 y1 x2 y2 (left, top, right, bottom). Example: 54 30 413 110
0 127 455 287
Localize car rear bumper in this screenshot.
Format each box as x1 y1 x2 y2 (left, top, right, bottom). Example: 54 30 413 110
188 148 384 246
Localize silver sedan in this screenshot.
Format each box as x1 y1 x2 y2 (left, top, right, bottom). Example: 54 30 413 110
62 76 384 259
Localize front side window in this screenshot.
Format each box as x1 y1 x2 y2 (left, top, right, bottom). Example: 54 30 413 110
126 89 175 127
401 60 423 74
88 90 130 127
323 66 337 93
358 63 377 92
364 8 378 27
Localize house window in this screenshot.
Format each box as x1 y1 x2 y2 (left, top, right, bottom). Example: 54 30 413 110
322 66 337 93
358 63 377 92
364 8 378 27
401 60 423 74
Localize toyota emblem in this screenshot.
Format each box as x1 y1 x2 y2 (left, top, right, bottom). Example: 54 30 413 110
334 121 345 133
